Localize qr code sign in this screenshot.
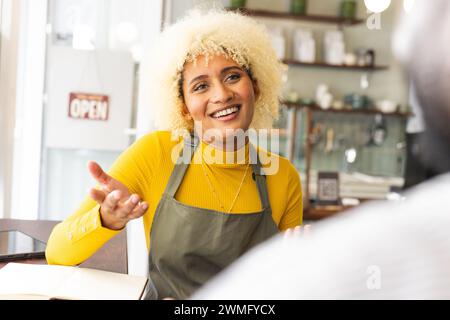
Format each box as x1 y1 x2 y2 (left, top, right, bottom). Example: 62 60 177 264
318 179 338 201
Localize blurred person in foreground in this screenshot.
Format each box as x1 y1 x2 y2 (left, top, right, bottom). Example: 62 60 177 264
193 0 450 299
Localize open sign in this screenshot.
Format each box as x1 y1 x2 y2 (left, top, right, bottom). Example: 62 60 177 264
68 93 109 121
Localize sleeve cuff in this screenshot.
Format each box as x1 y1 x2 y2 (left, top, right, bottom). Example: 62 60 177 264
69 205 121 243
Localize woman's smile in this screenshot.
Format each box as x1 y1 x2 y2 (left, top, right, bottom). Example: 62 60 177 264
209 104 241 121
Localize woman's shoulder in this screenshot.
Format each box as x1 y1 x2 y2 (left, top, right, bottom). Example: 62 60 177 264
135 130 182 149
121 131 183 166
255 146 298 178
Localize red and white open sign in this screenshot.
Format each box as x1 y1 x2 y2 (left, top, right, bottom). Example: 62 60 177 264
68 93 109 121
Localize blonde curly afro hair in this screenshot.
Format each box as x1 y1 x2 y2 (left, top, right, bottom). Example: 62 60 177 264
147 9 284 132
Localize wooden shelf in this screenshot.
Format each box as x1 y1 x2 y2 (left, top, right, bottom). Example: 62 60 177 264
303 205 353 220
226 8 364 25
283 59 389 71
282 101 412 118
303 198 376 220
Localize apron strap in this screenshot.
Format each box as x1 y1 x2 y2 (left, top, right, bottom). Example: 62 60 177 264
249 143 271 211
164 135 199 197
165 135 271 211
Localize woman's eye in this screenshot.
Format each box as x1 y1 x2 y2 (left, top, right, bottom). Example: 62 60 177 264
226 73 241 82
193 83 208 92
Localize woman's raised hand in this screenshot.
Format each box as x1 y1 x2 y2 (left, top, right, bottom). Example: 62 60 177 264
87 161 148 230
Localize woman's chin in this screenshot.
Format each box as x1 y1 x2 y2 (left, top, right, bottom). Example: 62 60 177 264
218 125 249 139
196 118 252 145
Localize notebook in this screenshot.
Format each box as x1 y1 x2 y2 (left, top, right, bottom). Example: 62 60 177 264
0 262 148 300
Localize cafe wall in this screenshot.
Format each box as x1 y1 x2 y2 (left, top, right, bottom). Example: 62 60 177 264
174 0 408 101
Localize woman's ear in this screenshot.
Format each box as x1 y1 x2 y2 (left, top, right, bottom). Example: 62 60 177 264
181 104 192 121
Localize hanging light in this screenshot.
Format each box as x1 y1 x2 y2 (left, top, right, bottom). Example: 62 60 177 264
364 0 391 13
403 0 415 13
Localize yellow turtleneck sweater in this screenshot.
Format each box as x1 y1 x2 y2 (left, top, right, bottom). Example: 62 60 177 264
46 131 303 266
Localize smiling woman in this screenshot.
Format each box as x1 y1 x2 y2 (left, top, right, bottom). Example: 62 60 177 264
45 9 303 300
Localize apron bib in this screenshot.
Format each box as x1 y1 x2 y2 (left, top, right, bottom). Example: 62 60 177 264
144 136 278 299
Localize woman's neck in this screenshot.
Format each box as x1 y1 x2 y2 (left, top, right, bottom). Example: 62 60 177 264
199 135 250 166
202 135 249 152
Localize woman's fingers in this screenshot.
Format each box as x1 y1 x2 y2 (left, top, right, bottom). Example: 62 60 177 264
96 187 148 230
118 194 141 218
88 161 112 185
88 161 131 200
128 201 149 220
102 190 122 214
104 192 148 219
89 188 106 204
283 225 312 240
283 228 293 239
101 184 112 194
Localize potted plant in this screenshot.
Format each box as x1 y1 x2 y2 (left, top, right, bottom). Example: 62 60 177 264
291 0 308 15
340 0 357 19
230 0 247 9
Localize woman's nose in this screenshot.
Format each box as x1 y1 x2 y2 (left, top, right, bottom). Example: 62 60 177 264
211 83 234 104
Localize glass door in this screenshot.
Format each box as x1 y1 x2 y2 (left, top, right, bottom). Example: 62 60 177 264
39 0 147 220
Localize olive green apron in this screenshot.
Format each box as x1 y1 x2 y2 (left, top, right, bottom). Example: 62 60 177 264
144 136 278 300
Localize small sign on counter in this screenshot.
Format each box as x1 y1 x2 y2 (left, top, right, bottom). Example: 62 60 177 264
317 171 341 206
68 92 109 121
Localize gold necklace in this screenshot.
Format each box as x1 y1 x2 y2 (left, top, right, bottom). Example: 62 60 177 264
200 157 250 213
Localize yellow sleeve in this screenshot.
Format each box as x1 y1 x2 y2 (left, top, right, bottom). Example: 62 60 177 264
45 203 120 266
278 163 303 231
46 132 159 266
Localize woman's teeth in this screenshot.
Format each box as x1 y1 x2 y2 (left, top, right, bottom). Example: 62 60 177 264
212 105 240 118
